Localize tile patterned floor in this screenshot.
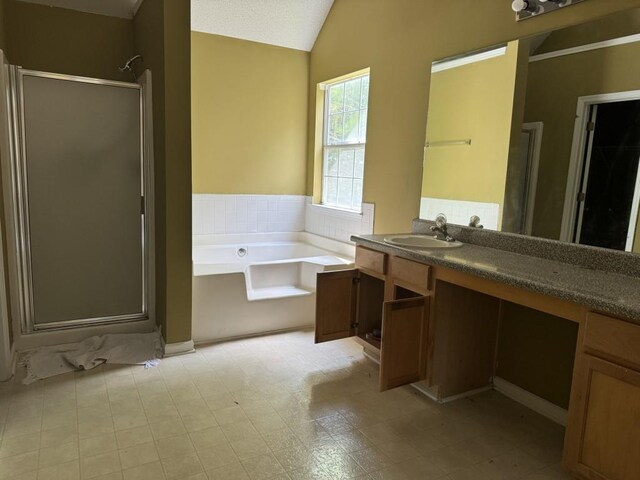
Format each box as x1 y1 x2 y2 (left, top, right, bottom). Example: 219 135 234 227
0 330 571 479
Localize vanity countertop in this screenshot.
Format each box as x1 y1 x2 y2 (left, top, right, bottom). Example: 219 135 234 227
352 234 640 323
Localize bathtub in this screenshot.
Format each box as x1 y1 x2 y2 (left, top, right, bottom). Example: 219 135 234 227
192 232 354 343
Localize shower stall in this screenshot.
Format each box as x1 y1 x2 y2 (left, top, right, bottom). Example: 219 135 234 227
0 51 154 348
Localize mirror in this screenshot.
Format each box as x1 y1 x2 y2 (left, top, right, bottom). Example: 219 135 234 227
420 8 640 253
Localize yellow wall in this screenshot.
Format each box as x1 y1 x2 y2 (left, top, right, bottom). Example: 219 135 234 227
525 41 640 241
309 0 640 234
422 41 520 226
163 0 192 344
0 0 5 50
0 0 8 346
134 0 192 344
497 303 579 409
133 0 167 339
502 39 532 233
537 8 640 53
4 0 134 82
191 32 309 195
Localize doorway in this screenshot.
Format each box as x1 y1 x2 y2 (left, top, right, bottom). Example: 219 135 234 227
516 122 543 235
562 92 640 252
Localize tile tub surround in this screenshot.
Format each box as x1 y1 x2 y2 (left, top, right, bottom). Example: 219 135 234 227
420 197 500 231
193 194 307 235
193 194 375 243
351 229 640 323
0 330 569 480
305 200 375 244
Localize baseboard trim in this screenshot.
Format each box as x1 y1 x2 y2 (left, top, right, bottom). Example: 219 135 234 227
11 345 17 376
164 340 196 357
493 376 568 426
362 349 380 365
411 382 492 404
193 325 314 346
411 382 439 402
0 345 16 382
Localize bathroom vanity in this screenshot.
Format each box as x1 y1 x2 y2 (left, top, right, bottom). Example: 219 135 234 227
314 221 640 480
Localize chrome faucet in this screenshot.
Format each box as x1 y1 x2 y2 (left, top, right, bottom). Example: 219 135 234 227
469 215 484 228
430 213 456 242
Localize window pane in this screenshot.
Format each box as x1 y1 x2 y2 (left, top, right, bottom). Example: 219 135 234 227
328 114 343 145
321 74 369 211
339 149 355 177
329 84 344 114
325 149 339 176
352 179 363 209
358 109 368 143
354 148 365 179
344 78 361 112
361 75 370 109
337 178 353 209
343 111 360 144
324 176 338 205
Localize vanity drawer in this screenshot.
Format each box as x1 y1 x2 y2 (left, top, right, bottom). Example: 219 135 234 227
390 256 431 293
584 312 640 369
355 246 387 275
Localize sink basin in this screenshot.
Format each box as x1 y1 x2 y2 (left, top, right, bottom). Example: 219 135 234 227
383 235 463 249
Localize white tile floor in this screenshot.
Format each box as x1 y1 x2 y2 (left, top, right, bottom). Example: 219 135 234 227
0 330 571 480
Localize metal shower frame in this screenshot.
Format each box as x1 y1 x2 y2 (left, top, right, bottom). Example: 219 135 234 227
4 67 154 333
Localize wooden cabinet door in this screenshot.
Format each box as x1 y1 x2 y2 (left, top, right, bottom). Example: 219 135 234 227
566 355 640 480
379 296 430 391
315 269 358 344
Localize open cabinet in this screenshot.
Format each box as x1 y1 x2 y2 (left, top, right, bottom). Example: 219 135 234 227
315 260 430 392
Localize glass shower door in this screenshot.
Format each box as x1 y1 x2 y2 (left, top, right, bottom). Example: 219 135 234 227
13 70 148 331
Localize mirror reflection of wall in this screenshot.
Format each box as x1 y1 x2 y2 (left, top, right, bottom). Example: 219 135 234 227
422 40 524 231
420 9 640 253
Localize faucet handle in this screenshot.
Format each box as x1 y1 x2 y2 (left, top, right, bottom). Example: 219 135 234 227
435 213 448 229
469 215 484 228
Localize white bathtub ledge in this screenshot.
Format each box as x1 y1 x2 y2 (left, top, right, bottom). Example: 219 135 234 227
248 286 313 301
193 232 300 247
298 232 356 258
193 232 356 260
244 256 353 302
192 233 355 302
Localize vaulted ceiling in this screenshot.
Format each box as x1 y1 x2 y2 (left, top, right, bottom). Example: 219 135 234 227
16 0 139 19
190 0 334 52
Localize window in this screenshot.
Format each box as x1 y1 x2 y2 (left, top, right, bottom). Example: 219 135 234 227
322 73 370 211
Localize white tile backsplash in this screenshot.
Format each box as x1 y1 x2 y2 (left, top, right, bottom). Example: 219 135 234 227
193 194 306 235
305 200 375 243
420 197 500 230
193 194 375 242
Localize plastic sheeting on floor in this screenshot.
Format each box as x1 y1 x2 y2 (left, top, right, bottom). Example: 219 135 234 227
20 331 164 384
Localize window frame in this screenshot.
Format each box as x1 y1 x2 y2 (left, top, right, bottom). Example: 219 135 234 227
320 72 370 213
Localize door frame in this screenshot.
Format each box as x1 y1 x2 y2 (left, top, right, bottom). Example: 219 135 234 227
561 90 640 250
0 50 15 380
521 122 543 236
572 105 598 246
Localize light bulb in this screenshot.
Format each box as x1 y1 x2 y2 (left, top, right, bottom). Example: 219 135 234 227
512 0 537 12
